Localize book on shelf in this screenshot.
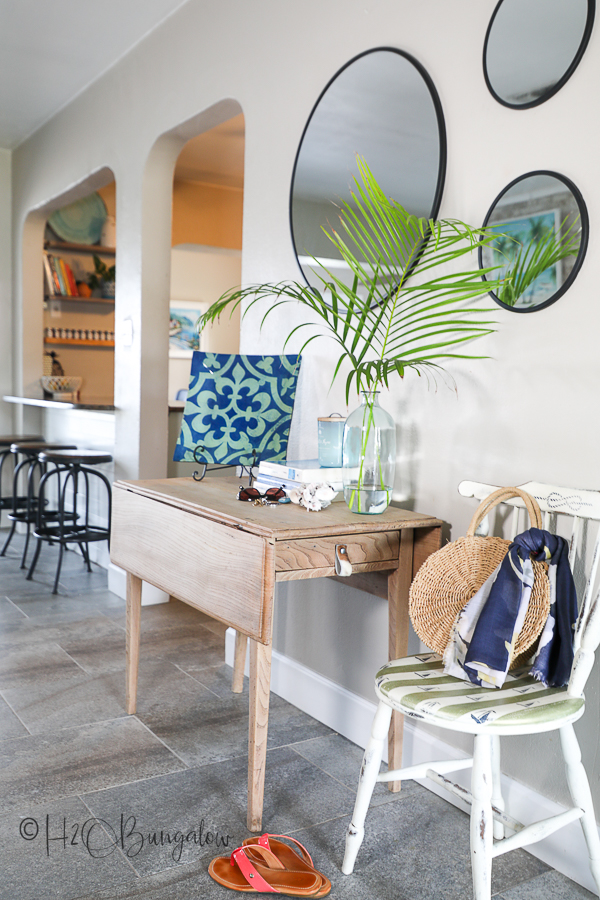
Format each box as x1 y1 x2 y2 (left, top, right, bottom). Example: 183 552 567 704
51 255 68 295
63 259 78 296
57 257 69 294
258 458 344 482
42 253 56 296
57 257 77 296
45 253 62 295
45 253 80 297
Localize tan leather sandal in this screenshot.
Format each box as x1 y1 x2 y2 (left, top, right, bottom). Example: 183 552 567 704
208 843 325 896
242 834 331 898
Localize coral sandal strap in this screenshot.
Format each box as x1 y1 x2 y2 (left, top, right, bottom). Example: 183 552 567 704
208 843 324 896
241 834 331 898
254 834 314 866
231 847 281 893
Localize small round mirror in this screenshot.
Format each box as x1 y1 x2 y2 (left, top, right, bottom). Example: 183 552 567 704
484 0 595 109
290 47 446 291
479 171 588 312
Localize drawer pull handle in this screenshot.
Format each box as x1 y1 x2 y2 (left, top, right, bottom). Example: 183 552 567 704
335 544 352 577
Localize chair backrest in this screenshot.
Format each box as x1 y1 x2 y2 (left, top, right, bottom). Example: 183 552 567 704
458 481 600 697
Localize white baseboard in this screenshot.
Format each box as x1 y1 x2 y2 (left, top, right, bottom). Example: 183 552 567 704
225 629 598 894
108 562 170 605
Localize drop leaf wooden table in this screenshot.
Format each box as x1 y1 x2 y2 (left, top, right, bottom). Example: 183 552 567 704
110 476 442 831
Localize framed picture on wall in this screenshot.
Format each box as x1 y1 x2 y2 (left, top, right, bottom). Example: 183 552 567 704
169 303 207 358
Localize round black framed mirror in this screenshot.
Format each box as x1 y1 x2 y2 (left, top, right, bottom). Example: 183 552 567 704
484 0 595 109
479 171 588 313
289 47 446 292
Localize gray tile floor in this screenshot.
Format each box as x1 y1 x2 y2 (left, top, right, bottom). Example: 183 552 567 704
0 532 594 900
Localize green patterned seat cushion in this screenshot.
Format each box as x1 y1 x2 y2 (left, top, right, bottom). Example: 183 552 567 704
375 654 584 733
173 352 301 466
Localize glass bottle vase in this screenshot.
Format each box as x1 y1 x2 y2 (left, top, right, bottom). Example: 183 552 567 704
342 391 396 514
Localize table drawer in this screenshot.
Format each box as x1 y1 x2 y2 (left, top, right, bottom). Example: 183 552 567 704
275 531 399 580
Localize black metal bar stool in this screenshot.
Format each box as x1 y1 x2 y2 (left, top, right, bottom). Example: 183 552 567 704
1 441 78 565
0 433 45 526
27 449 113 593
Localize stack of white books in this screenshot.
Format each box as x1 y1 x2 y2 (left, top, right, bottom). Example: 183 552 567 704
254 458 344 500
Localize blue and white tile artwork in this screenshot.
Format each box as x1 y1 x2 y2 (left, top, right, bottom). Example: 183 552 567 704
173 352 301 466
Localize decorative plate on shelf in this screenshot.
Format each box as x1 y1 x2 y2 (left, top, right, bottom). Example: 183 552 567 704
47 193 107 245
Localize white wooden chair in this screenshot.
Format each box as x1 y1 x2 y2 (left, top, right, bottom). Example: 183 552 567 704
342 481 600 899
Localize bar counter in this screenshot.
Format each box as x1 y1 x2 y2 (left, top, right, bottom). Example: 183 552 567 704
3 394 115 411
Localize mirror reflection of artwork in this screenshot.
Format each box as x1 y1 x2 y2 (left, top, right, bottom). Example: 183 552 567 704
480 171 588 313
484 0 595 109
487 212 560 309
290 47 446 294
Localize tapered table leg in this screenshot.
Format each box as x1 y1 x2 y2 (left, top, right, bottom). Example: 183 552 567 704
232 630 248 693
387 528 414 791
126 572 142 715
247 638 272 831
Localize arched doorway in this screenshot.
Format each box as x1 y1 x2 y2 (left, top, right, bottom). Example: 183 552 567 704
42 180 116 404
167 111 245 475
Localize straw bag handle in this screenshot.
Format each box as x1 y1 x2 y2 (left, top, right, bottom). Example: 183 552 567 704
466 487 543 537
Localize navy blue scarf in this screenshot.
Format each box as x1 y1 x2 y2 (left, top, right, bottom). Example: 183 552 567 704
460 529 578 688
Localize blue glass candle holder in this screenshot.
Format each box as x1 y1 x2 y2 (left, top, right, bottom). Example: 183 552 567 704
318 414 346 467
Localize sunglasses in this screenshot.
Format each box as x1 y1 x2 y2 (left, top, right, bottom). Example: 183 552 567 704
238 486 286 503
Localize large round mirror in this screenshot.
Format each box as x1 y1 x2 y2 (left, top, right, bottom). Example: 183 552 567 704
484 0 595 109
290 47 446 292
479 171 588 312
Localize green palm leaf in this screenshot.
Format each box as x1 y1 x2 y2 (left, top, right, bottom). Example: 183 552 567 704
199 157 514 403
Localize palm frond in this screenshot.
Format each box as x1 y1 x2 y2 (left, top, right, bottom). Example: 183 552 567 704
198 156 531 402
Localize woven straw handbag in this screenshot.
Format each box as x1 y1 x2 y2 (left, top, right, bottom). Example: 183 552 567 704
409 487 551 669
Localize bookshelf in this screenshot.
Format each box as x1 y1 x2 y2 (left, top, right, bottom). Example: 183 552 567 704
44 296 115 305
42 239 116 402
43 242 116 300
45 241 116 256
44 337 115 348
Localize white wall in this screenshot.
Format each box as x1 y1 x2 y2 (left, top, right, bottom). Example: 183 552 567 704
5 0 600 854
0 149 14 521
0 150 12 436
